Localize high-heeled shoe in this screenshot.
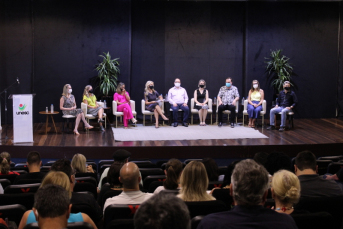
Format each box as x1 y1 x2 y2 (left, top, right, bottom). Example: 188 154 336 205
73 130 80 135
131 118 137 124
155 123 159 128
85 125 94 130
162 115 169 121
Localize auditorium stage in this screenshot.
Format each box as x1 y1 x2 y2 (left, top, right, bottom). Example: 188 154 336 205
0 118 343 160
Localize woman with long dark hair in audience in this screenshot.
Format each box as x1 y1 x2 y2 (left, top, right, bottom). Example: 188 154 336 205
18 171 98 229
0 152 19 175
154 159 183 194
71 153 94 173
202 158 219 182
178 161 215 201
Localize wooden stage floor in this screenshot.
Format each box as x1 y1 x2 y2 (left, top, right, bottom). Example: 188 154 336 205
1 118 343 160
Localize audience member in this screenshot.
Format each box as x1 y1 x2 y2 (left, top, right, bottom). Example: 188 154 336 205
202 158 219 182
18 171 97 229
103 162 153 213
154 158 183 194
14 151 46 184
197 159 297 229
134 193 190 229
222 160 240 187
0 152 19 175
265 151 291 175
71 153 94 173
178 161 215 201
294 150 343 197
253 152 268 167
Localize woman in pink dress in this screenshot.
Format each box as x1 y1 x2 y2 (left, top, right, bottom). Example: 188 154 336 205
113 82 137 129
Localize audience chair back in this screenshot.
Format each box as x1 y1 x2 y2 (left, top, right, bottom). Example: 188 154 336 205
191 216 204 229
218 166 228 175
148 181 164 193
4 183 40 194
71 203 99 225
211 189 234 209
75 172 98 182
14 163 29 172
44 161 56 166
327 162 343 175
139 168 164 181
100 164 112 176
0 174 18 184
99 160 114 167
131 161 156 168
291 212 334 229
185 200 228 218
106 219 134 229
40 166 51 173
0 204 26 226
0 193 35 210
74 182 97 199
104 204 140 227
316 160 333 175
24 222 94 229
143 175 166 190
208 181 224 190
318 156 343 162
9 170 27 175
0 179 11 190
15 179 44 185
75 176 97 187
184 159 202 165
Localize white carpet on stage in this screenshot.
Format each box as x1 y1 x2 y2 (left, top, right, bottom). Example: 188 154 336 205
112 124 268 142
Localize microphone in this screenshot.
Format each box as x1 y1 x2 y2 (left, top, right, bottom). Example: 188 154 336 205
17 77 20 84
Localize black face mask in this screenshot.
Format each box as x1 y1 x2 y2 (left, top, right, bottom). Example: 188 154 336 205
88 89 93 94
149 86 154 89
199 85 205 88
120 88 124 91
284 87 290 91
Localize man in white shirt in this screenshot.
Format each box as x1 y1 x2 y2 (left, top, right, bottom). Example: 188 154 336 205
168 78 189 127
103 162 153 213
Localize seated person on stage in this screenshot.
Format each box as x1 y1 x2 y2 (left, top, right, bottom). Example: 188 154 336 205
71 153 95 174
295 150 343 198
82 85 105 131
134 193 190 229
267 81 298 132
202 158 220 182
60 84 93 135
0 152 19 176
177 161 215 202
144 80 169 128
168 78 189 127
14 151 46 184
50 159 103 224
18 171 97 229
247 79 264 128
154 158 183 194
103 162 153 213
217 77 240 128
113 82 137 129
194 79 209 126
197 159 297 229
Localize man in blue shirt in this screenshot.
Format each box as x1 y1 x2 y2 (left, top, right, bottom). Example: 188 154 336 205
267 81 298 132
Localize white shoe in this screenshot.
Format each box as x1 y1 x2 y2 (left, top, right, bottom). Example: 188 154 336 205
132 118 137 124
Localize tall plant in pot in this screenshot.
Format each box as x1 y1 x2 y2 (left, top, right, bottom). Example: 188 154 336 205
265 49 294 93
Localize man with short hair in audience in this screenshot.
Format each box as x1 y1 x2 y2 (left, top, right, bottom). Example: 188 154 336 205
103 162 153 213
32 184 71 229
134 193 190 229
197 159 297 229
295 150 343 197
14 151 46 184
51 159 103 224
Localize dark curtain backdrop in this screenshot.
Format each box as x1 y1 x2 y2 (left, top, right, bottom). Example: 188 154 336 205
0 0 342 124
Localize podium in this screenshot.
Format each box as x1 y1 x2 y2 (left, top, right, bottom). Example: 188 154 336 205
10 94 35 143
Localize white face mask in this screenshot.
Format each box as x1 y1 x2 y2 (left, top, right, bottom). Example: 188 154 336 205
253 84 258 89
68 89 72 93
175 83 180 87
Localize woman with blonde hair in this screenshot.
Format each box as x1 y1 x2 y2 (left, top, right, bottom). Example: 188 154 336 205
194 79 209 126
0 152 19 175
144 80 168 128
113 82 137 129
83 85 105 131
271 170 301 215
247 80 264 128
178 161 215 201
71 153 94 173
60 84 93 135
18 171 98 229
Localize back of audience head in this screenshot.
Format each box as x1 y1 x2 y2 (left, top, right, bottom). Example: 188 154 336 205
41 171 72 198
134 193 190 229
27 151 42 167
202 158 219 182
108 162 125 188
179 160 214 201
164 158 183 190
51 159 74 183
295 150 317 174
71 153 87 173
120 162 140 190
265 151 291 175
231 159 269 206
272 170 300 206
253 152 268 167
223 160 240 187
0 152 11 174
112 149 131 163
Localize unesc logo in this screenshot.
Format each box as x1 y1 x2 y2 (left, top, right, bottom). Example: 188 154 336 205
16 104 29 115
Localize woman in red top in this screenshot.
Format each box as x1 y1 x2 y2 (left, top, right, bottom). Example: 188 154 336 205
0 152 19 175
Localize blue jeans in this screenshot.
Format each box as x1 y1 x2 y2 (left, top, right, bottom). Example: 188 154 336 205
270 107 291 127
247 101 262 119
171 104 189 123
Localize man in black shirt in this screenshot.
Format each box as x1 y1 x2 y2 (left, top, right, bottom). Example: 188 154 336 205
267 81 298 132
14 151 46 184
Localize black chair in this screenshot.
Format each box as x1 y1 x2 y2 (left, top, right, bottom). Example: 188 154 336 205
295 196 343 229
0 193 35 210
131 161 156 168
191 215 204 229
0 204 26 226
106 219 134 229
211 189 233 209
102 190 123 209
318 156 343 162
104 204 140 227
0 179 11 190
143 175 166 190
74 182 97 198
44 161 56 166
75 176 97 187
184 159 202 165
13 164 29 172
40 166 51 173
75 172 98 182
139 168 164 181
218 166 228 175
0 174 18 184
10 162 15 168
316 160 333 175
148 181 164 193
99 160 114 167
4 183 40 194
291 212 334 229
184 200 228 218
15 179 44 185
100 164 112 176
327 162 343 174
71 203 100 225
9 169 27 174
24 222 94 229
208 181 224 190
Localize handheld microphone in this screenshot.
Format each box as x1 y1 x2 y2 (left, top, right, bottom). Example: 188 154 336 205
17 77 20 84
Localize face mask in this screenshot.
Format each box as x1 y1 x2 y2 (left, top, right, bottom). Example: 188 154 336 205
226 83 231 87
121 88 124 91
284 87 290 91
253 84 258 89
149 86 154 89
199 85 205 88
68 89 72 93
88 89 93 94
175 83 180 87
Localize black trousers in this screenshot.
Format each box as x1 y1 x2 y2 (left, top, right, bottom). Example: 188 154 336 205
218 104 236 123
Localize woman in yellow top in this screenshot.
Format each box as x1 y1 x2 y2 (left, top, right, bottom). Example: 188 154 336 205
82 85 105 131
247 80 264 128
